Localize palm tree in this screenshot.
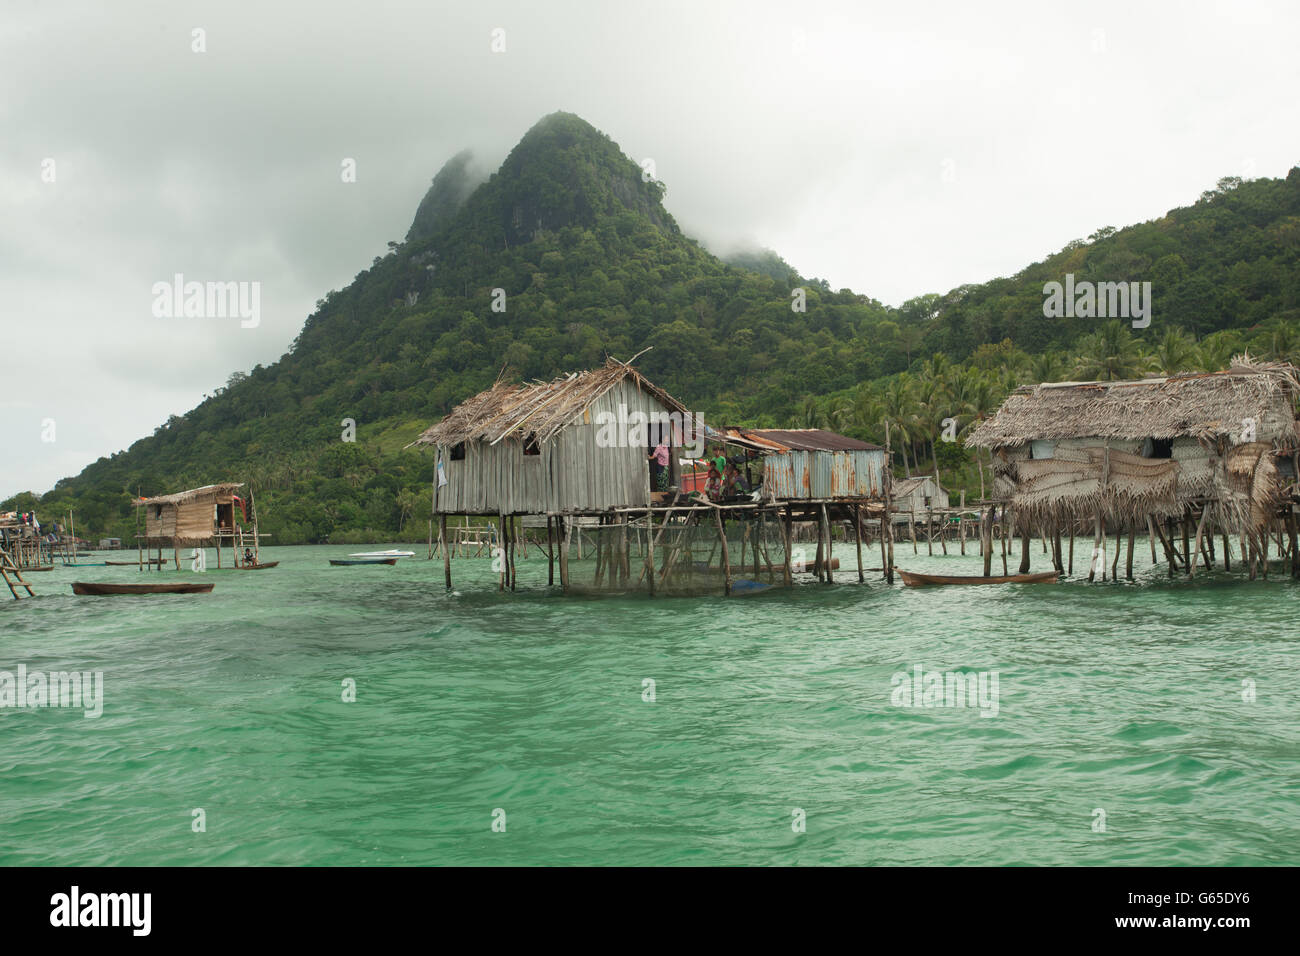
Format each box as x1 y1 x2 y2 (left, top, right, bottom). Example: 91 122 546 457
1073 320 1153 381
1196 330 1244 372
1152 328 1198 375
1029 350 1067 384
880 375 917 477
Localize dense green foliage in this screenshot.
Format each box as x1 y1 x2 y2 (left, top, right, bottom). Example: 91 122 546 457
8 112 1300 540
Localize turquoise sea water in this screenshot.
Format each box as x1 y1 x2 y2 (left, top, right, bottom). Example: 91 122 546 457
1 541 1297 866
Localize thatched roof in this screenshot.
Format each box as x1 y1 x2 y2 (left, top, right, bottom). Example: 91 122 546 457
967 357 1300 448
136 483 243 506
411 358 691 447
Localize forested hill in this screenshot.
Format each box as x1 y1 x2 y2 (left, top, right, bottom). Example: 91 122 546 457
8 111 1299 543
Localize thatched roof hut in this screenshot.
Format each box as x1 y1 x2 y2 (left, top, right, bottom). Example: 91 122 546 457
137 482 246 544
412 358 696 515
967 357 1300 544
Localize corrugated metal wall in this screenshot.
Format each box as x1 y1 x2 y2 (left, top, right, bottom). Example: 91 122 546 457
764 449 886 498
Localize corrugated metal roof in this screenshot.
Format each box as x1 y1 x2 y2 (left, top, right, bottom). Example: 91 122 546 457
723 428 881 453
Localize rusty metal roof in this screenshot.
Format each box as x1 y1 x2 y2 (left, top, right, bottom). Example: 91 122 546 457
723 427 881 453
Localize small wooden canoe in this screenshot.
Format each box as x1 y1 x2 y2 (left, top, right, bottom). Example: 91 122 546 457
898 569 1060 587
236 561 279 570
105 559 166 566
329 558 397 566
23 565 56 572
71 581 215 596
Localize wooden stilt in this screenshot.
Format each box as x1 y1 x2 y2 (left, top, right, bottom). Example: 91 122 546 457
646 509 657 597
1088 514 1103 582
783 505 794 586
1068 527 1074 576
1222 531 1231 571
821 504 834 584
440 515 451 590
1018 529 1031 574
714 508 732 596
854 504 865 583
982 507 993 577
999 513 1008 576
1126 526 1135 581
558 516 570 592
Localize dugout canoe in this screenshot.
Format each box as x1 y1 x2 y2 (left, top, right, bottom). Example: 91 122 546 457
898 569 1061 587
329 557 398 566
71 581 215 596
236 561 279 570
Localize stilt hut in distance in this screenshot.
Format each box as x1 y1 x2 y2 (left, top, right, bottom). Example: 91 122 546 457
888 475 950 523
136 482 263 569
966 356 1300 580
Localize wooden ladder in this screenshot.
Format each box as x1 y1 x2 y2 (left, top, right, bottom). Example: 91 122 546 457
1 548 35 599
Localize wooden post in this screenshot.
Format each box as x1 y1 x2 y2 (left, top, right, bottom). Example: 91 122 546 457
783 505 794 586
646 509 657 597
714 508 732 596
1111 524 1121 581
926 509 933 556
1068 527 1074 576
1088 514 1103 582
1125 526 1135 581
999 513 1008 575
440 515 451 590
982 507 993 577
813 523 824 582
1018 529 1031 574
498 514 506 592
1287 510 1300 579
1147 517 1159 564
558 516 570 592
854 504 865 583
821 504 833 584
1221 531 1231 571
504 515 514 590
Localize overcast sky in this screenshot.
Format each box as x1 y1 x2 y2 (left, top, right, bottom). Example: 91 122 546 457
3 0 1298 498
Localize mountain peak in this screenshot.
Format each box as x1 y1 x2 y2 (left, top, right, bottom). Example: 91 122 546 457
406 149 486 242
439 111 678 247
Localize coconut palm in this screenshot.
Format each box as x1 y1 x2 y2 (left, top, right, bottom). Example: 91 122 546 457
1196 330 1244 372
1151 327 1199 375
1072 320 1153 381
1029 350 1068 384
